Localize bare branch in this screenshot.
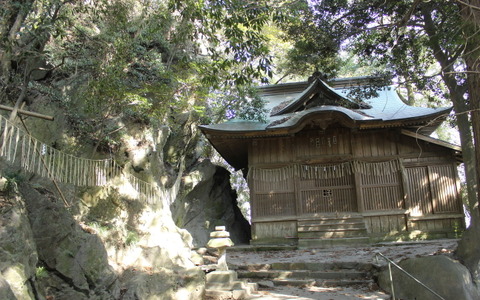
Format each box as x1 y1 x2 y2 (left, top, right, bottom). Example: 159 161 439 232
456 0 480 12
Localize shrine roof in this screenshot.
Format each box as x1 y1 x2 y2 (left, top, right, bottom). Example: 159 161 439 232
200 77 452 136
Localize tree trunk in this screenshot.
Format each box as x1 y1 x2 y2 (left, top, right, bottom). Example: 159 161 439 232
0 0 35 79
421 5 478 210
453 94 477 210
459 0 480 217
456 0 480 283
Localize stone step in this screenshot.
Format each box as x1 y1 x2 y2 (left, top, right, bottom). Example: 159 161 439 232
206 270 238 283
237 277 375 289
233 261 376 272
298 236 370 248
205 288 248 300
237 269 368 281
230 244 297 252
271 278 316 287
232 261 379 294
205 270 259 299
320 278 375 287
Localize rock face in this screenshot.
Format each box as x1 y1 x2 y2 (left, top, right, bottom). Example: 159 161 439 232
172 160 251 248
0 192 37 300
0 276 16 300
378 255 480 300
0 179 207 300
20 183 119 299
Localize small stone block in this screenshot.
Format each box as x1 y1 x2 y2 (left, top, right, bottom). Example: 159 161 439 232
232 289 247 299
196 247 207 255
257 280 275 288
190 251 204 265
215 226 226 231
247 282 258 292
210 231 230 238
206 270 238 284
207 238 234 248
205 289 234 299
0 177 7 191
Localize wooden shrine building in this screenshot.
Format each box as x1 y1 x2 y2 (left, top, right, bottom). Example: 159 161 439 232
199 75 464 247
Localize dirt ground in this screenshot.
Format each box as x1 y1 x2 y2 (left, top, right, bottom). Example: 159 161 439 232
226 239 459 300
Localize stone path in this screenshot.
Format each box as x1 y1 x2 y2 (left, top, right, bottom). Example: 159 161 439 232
248 285 388 300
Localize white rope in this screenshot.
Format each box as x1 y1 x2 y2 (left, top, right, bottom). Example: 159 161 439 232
0 114 160 203
251 165 295 182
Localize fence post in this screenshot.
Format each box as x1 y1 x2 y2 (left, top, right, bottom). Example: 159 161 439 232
388 262 396 300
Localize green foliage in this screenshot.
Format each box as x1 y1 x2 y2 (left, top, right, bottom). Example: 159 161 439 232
87 221 111 235
284 1 465 102
2 0 294 153
35 266 49 279
3 172 24 195
453 220 463 239
125 230 140 246
207 85 268 123
268 0 462 111
187 0 275 87
275 0 342 79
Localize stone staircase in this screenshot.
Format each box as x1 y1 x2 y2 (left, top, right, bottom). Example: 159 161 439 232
297 214 370 248
204 270 259 300
232 261 378 290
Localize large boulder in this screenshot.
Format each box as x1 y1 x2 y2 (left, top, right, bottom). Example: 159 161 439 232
457 210 480 284
112 204 205 300
378 255 480 300
120 267 204 300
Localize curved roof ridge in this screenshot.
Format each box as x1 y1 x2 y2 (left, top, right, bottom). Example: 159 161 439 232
270 78 364 116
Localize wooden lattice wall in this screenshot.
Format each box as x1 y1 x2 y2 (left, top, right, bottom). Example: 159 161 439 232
249 127 463 241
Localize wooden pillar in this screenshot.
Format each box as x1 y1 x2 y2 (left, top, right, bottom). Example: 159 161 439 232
453 161 463 213
354 171 364 213
294 168 302 216
427 166 436 214
293 167 301 238
398 159 410 231
246 167 257 241
398 159 410 211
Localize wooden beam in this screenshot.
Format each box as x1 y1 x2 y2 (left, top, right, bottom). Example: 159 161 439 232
0 104 54 121
400 129 461 152
408 213 464 221
361 209 407 217
252 216 298 223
